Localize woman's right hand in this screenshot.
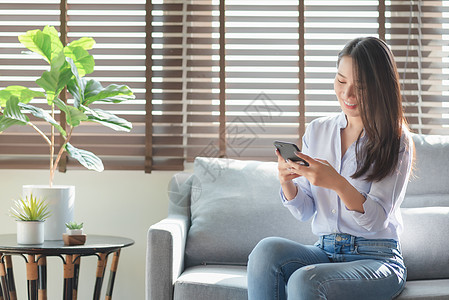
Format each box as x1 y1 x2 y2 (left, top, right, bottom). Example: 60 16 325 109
275 149 301 183
276 149 301 200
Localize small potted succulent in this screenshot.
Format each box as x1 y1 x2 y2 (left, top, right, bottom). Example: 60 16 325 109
9 194 51 244
65 221 84 235
63 221 86 245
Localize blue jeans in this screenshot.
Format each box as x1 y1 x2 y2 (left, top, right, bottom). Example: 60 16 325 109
247 234 406 300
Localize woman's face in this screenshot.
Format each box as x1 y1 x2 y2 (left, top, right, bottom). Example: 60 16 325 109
334 56 361 120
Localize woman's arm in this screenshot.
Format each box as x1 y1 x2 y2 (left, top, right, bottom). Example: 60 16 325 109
286 152 366 213
276 149 299 200
276 149 317 221
286 133 413 231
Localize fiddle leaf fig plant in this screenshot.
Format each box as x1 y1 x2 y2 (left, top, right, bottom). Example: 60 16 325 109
0 26 134 186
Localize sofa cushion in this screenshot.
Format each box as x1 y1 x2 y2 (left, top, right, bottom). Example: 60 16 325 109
401 207 449 280
174 265 247 300
397 279 449 299
174 266 449 300
406 134 449 196
185 157 316 267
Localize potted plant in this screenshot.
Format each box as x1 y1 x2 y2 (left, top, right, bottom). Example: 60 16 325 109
9 194 51 244
0 26 134 240
65 221 84 235
63 221 86 245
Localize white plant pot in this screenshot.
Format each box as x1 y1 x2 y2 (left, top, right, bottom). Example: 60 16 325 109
22 185 75 241
17 221 45 244
66 228 83 235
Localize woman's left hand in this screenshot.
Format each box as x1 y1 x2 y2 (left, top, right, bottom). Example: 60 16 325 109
286 152 342 191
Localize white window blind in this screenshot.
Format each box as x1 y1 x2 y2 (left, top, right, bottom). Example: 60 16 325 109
1 0 448 172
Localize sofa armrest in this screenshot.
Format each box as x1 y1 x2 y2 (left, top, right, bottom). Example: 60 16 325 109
146 214 190 300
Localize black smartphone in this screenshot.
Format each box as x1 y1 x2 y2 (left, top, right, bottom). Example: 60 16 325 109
273 141 309 166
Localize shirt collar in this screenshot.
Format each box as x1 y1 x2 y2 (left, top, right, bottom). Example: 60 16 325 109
337 112 348 129
337 112 367 141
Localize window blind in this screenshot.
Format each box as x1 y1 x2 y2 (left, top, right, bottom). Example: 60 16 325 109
386 0 449 134
0 0 148 170
66 0 147 170
0 0 61 169
223 1 302 161
1 0 449 172
151 1 220 169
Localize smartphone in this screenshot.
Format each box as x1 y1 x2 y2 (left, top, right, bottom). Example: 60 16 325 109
273 141 309 166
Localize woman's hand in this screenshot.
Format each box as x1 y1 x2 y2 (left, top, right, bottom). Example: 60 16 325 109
287 152 366 212
276 149 301 184
285 152 342 191
275 149 302 200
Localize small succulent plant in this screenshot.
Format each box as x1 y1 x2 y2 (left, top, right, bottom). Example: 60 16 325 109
9 194 51 221
65 221 84 230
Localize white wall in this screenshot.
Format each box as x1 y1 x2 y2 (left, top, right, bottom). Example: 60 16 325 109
0 168 177 299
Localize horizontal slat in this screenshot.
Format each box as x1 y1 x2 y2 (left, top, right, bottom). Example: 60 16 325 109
2 0 449 172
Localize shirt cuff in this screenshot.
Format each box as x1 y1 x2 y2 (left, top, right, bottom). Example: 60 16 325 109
349 195 379 231
280 181 306 207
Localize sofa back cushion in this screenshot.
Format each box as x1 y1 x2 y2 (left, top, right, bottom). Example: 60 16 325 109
405 134 449 197
185 157 317 268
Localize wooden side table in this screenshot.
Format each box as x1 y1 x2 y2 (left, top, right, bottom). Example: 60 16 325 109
0 234 134 300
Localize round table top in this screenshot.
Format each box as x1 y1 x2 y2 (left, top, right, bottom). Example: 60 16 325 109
0 234 134 256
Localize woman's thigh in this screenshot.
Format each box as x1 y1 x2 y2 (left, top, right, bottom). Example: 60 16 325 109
287 259 405 300
247 237 330 300
248 237 330 278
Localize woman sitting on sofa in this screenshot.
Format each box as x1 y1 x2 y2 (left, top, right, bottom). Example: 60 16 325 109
247 37 414 300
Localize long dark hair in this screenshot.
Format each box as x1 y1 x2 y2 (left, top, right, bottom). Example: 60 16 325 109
338 37 408 182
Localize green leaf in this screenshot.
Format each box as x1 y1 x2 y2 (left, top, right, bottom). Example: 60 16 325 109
53 98 88 127
9 194 51 221
18 25 63 64
19 102 66 136
83 81 135 106
65 143 104 172
67 37 95 50
36 51 73 104
3 96 29 124
66 57 85 107
63 46 94 77
0 116 25 132
0 86 45 107
84 107 132 132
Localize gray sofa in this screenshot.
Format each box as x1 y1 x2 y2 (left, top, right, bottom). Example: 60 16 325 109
146 134 449 300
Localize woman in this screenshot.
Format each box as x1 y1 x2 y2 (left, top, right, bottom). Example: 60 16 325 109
247 37 414 300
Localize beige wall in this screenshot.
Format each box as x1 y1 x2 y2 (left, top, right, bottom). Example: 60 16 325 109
0 168 177 299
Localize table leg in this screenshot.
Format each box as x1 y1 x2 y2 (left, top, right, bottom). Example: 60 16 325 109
37 255 46 300
105 250 121 300
63 255 74 300
0 254 8 300
93 253 108 300
4 256 16 300
26 255 38 300
72 255 81 300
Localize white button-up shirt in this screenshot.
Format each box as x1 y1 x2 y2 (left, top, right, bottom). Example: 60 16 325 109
281 112 413 241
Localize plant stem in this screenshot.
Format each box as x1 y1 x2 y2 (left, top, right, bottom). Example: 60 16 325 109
27 122 51 146
50 127 73 183
50 104 55 187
